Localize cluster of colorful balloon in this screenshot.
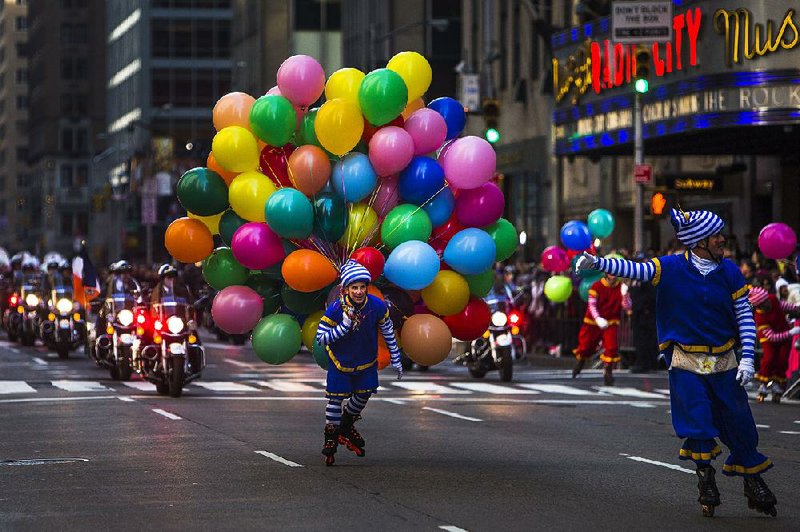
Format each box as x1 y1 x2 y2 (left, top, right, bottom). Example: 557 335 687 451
164 52 518 368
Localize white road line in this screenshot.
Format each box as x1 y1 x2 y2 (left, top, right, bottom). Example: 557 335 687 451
152 408 182 420
0 395 117 404
439 526 469 532
778 431 800 435
794 420 800 425
7 347 20 353
254 450 303 467
517 383 595 396
0 381 37 394
594 386 666 399
51 380 113 393
391 382 471 394
224 359 256 368
122 381 156 391
118 397 135 402
449 382 538 394
756 424 770 429
622 454 694 474
192 381 260 392
32 357 49 366
381 398 407 405
656 389 671 395
256 380 320 392
422 407 482 422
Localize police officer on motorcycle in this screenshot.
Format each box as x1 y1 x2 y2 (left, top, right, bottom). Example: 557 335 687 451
97 260 141 332
151 264 193 306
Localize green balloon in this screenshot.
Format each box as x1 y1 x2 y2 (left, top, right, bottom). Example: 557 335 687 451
380 204 432 250
296 107 321 147
358 68 408 126
464 269 495 298
312 339 329 370
578 278 595 302
202 247 249 290
281 285 328 315
177 167 229 216
587 208 615 239
265 188 314 239
249 95 297 147
245 272 281 314
544 275 573 303
313 192 347 242
252 314 302 365
483 218 518 262
219 209 248 246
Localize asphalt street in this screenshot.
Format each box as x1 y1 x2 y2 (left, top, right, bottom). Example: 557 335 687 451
1 336 798 531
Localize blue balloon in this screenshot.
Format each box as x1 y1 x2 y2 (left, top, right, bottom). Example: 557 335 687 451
443 228 496 275
384 240 440 290
399 157 445 205
331 153 377 203
428 97 466 140
423 187 455 228
560 220 592 251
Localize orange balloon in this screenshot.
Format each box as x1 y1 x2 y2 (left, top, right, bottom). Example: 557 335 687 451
401 97 425 120
281 250 338 293
288 145 331 196
213 92 256 131
400 314 452 366
207 153 238 186
368 285 384 300
165 217 214 263
377 336 390 370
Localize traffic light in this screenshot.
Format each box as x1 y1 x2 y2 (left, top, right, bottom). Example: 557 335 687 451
651 192 667 216
482 98 500 144
634 45 651 94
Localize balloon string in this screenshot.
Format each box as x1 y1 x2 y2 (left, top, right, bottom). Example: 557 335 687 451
373 182 450 254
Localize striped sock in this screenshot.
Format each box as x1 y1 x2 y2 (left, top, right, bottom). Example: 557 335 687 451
344 392 371 416
325 397 344 425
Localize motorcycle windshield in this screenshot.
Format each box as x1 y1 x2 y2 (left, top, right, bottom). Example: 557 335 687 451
53 288 74 300
153 302 188 320
108 295 136 313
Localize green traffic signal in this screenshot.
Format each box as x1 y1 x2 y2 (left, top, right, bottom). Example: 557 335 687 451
485 127 500 144
634 78 649 94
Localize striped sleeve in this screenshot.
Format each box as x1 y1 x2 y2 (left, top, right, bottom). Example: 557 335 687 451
595 257 656 282
733 294 756 359
587 293 600 320
763 327 792 343
315 320 351 346
779 300 799 313
378 318 401 361
622 292 632 311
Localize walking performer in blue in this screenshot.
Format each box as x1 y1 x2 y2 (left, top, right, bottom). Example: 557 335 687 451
576 208 777 518
315 259 403 466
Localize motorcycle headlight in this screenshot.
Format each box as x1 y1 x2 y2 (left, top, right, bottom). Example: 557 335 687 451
25 294 39 307
56 298 73 314
117 309 134 326
491 311 508 327
167 316 185 334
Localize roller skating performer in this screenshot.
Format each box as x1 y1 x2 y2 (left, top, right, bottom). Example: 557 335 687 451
315 259 403 466
749 287 800 403
572 271 631 385
576 208 777 517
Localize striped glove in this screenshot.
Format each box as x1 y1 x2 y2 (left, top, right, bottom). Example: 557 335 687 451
390 350 403 380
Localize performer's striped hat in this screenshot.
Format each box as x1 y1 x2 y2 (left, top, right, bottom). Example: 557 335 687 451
669 208 725 248
748 286 769 307
340 259 371 287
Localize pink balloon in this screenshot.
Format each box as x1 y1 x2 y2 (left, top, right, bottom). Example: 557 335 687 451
758 223 798 260
455 182 505 227
404 108 448 156
368 126 414 177
266 85 303 127
442 136 497 190
541 246 570 273
373 173 400 218
277 55 325 107
231 222 285 270
211 285 264 334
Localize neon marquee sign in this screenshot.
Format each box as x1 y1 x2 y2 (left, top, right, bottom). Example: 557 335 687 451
713 8 799 67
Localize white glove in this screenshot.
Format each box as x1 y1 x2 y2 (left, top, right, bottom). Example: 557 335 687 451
788 326 800 336
391 353 403 380
574 252 598 274
736 357 755 387
341 312 352 329
620 283 629 296
595 317 609 329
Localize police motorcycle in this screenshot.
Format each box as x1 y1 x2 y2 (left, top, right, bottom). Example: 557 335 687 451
134 265 204 398
40 263 85 359
92 261 140 380
10 259 46 346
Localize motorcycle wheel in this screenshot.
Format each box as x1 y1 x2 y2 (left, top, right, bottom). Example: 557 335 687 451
116 354 133 381
21 334 34 347
8 330 17 342
57 346 69 359
168 359 185 398
498 347 513 382
468 361 488 379
232 334 246 346
156 381 170 395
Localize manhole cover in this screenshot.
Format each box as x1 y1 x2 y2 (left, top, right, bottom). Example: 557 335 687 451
1 458 90 466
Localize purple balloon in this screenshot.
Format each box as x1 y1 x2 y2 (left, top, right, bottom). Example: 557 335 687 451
455 182 505 227
277 55 325 107
368 126 414 177
758 223 798 260
541 246 570 273
231 222 285 270
404 108 448 156
442 136 497 190
373 173 400 218
211 285 264 334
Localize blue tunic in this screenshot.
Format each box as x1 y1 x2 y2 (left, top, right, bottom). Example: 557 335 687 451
320 294 390 372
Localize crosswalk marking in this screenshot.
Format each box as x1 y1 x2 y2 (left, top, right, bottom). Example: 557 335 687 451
449 382 539 394
192 381 260 392
51 381 113 392
256 380 320 392
391 382 472 394
122 381 156 391
518 384 599 396
0 381 36 394
594 386 666 399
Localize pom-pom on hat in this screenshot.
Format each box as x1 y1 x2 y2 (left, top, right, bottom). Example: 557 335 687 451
340 259 371 287
748 286 769 307
669 208 725 248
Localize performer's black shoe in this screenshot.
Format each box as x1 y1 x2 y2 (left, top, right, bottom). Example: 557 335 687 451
696 465 720 517
743 475 777 516
603 365 615 386
572 358 586 379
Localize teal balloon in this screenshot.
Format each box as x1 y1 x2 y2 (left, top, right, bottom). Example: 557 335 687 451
587 209 615 239
358 68 408 126
381 204 432 250
579 278 595 302
219 209 248 246
544 275 573 303
245 272 281 314
177 167 229 216
265 188 314 239
571 255 604 281
281 285 328 315
251 314 302 365
312 339 329 370
249 95 297 147
313 192 347 242
483 218 518 262
202 247 249 290
464 269 494 298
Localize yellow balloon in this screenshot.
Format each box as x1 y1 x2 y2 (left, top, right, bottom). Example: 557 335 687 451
339 203 378 250
228 170 277 222
325 68 365 108
302 310 325 351
315 98 364 156
421 270 470 316
401 97 425 120
188 211 223 235
211 126 259 173
387 51 432 101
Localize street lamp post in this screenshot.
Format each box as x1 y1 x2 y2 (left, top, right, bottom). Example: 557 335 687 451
633 91 644 253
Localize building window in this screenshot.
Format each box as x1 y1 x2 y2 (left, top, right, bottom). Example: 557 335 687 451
60 165 73 187
15 43 26 57
61 213 73 237
0 150 5 165
15 68 27 84
76 212 88 235
17 0 28 5
15 16 27 31
76 164 88 186
0 125 5 140
16 95 28 109
0 175 5 189
16 173 29 187
0 48 5 64
16 120 27 135
60 128 74 151
16 147 27 162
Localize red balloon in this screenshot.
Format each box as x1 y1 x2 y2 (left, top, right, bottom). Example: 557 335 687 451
443 296 491 341
259 144 296 187
430 214 465 254
362 115 405 144
350 246 385 281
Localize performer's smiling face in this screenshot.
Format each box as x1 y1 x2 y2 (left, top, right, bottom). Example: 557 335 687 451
707 232 727 258
347 282 368 304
